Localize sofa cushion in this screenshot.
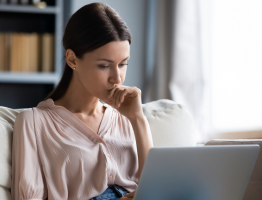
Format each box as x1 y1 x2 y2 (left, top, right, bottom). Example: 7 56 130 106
142 99 197 147
0 120 13 189
0 107 25 200
205 139 262 200
0 187 11 200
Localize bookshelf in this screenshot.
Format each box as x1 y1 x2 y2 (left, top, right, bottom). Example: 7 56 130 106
0 4 58 14
0 0 64 108
0 72 59 84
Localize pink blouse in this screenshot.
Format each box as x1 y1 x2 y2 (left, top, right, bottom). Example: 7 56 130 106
11 98 146 200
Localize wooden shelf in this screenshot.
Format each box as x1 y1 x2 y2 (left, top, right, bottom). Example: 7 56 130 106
0 5 59 14
0 72 60 84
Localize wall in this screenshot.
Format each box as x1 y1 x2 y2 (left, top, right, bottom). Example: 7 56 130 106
71 0 147 89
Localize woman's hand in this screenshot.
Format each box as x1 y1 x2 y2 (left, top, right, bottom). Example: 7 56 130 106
102 85 153 179
103 85 144 121
119 191 136 199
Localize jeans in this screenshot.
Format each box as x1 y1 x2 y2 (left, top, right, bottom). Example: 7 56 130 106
90 185 129 200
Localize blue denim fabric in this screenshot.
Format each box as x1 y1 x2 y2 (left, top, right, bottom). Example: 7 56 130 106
90 185 129 200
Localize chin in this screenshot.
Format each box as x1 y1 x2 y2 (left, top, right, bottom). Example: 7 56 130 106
95 92 107 101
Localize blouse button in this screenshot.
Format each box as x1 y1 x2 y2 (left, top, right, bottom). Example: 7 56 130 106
106 153 111 157
108 175 112 180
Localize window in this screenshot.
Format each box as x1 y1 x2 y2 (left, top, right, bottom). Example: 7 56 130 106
211 0 262 133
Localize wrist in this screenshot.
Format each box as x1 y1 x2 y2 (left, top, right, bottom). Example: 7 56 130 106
128 113 145 124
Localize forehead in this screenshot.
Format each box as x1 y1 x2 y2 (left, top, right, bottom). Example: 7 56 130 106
84 40 130 61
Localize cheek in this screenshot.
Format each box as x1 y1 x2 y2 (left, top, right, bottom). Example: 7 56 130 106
78 65 97 82
78 67 92 84
78 67 108 90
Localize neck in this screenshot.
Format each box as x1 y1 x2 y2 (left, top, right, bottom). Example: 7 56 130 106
54 75 103 116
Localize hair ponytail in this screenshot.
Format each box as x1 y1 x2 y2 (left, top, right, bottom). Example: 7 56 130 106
45 63 72 101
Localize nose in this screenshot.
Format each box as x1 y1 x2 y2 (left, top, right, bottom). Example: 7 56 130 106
109 67 121 85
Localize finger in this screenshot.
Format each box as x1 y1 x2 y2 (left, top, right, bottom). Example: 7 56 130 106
115 89 123 108
113 88 121 108
108 86 118 99
119 89 128 105
106 87 118 106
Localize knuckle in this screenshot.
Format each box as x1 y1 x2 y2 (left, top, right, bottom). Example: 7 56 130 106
136 88 141 94
132 86 139 91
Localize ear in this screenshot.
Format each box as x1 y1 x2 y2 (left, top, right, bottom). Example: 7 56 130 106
66 49 77 69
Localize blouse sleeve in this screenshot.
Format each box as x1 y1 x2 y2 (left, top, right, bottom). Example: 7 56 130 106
11 109 47 200
143 115 154 146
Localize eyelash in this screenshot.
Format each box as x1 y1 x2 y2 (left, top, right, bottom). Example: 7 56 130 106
98 64 128 69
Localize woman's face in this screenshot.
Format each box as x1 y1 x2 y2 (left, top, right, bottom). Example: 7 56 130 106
73 40 130 101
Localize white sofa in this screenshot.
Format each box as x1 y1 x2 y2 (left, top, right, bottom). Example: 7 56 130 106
0 99 197 200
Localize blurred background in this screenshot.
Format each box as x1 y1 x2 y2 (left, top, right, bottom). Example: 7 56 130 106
0 0 261 143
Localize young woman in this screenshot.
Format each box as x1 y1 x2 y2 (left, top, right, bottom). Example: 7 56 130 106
11 3 153 200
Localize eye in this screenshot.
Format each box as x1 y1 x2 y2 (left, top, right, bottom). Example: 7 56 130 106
98 65 110 69
119 63 128 67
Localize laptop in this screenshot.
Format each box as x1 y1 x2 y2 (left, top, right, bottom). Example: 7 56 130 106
133 145 260 200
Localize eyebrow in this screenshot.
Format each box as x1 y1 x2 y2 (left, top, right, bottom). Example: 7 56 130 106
97 56 130 63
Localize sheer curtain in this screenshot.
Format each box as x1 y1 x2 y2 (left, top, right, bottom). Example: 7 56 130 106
143 0 212 143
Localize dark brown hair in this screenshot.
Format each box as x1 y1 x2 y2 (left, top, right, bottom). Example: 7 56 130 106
45 3 131 101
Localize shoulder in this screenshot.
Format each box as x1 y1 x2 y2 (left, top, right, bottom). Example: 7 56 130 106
15 108 34 122
14 108 35 130
12 109 38 143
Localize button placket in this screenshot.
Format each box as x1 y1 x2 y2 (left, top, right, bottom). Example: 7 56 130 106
106 151 118 185
102 145 114 184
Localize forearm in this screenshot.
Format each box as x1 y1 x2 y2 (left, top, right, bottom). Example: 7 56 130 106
129 115 153 179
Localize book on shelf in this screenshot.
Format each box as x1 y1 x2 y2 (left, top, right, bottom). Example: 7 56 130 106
21 33 30 72
9 33 19 71
41 33 54 72
0 0 50 6
0 0 8 4
20 0 29 4
28 33 41 72
10 0 19 4
0 34 3 71
0 32 54 73
0 33 10 71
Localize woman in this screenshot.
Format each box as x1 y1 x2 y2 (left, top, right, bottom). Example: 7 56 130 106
11 2 153 200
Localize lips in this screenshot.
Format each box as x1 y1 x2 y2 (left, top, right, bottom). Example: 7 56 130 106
107 88 114 92
107 85 118 92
